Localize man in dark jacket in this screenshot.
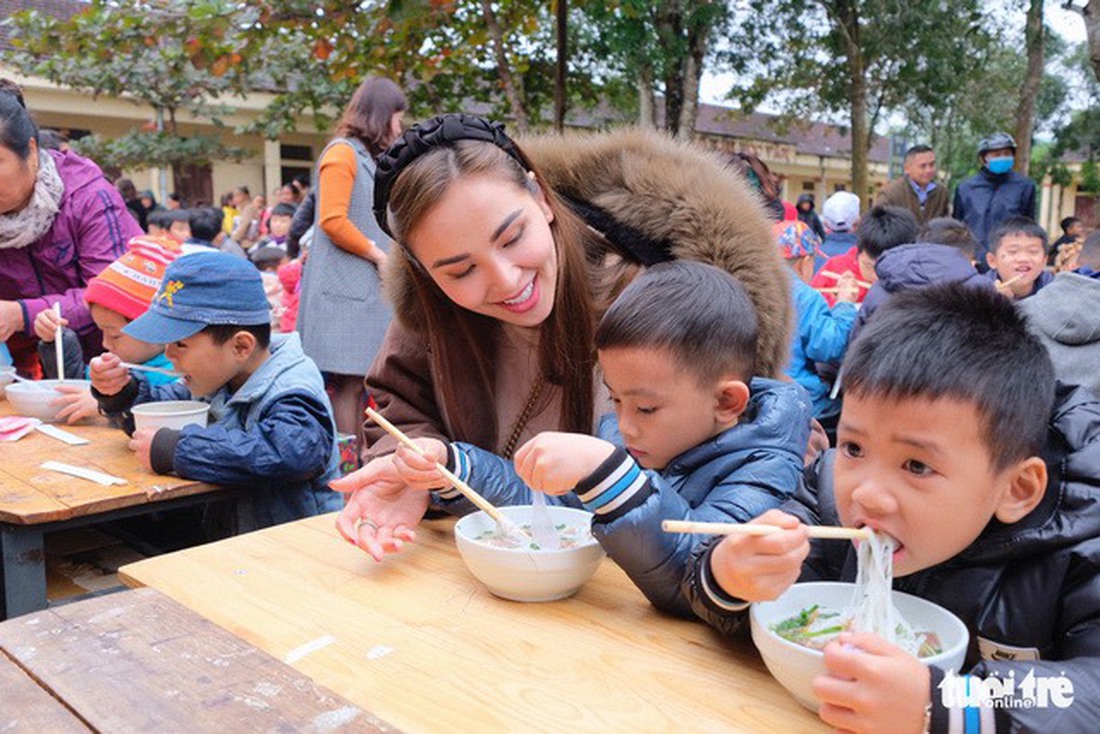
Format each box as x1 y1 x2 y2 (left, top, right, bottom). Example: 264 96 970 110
874 144 949 225
952 132 1037 270
689 285 1100 733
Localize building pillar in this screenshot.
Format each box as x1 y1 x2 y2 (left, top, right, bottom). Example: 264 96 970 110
1039 177 1053 233
263 139 281 197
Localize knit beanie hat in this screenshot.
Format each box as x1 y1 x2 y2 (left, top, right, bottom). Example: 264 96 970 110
774 220 822 260
84 234 183 321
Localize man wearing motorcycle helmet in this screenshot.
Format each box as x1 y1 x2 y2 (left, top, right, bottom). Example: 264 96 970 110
952 132 1037 271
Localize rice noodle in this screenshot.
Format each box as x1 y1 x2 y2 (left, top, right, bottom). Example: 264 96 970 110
847 532 922 655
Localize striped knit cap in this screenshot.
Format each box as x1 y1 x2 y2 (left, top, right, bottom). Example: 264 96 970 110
84 235 183 320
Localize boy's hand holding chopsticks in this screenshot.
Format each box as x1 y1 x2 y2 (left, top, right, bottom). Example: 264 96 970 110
691 509 812 603
89 352 133 397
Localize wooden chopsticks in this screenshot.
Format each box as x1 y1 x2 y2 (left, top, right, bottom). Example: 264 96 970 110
364 405 517 530
662 519 872 541
818 270 872 289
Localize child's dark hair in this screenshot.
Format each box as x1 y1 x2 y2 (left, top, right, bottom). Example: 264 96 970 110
844 284 1055 470
856 205 919 259
187 206 224 242
1060 216 1080 234
989 217 1048 255
147 210 173 231
270 202 297 218
917 217 979 259
595 261 758 384
203 323 271 349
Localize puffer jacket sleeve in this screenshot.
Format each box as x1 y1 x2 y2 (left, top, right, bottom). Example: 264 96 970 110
929 582 1100 733
686 449 848 635
588 380 811 624
163 390 334 484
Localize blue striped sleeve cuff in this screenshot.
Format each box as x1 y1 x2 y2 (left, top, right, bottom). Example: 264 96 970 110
574 448 650 523
433 443 471 502
697 543 750 613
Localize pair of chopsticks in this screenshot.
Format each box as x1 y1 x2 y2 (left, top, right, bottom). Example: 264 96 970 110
818 270 872 289
364 401 522 534
53 303 65 383
662 519 871 541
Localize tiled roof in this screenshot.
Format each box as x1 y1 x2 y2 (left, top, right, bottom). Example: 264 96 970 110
694 104 890 163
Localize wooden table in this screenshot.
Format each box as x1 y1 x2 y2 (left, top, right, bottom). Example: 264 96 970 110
0 402 249 619
0 586 394 732
121 513 828 733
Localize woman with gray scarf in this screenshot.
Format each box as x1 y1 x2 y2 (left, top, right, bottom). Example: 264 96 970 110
0 81 141 376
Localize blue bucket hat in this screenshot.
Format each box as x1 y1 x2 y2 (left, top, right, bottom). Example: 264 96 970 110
123 250 270 344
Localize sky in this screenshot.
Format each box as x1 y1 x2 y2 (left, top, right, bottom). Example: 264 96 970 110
699 4 1091 106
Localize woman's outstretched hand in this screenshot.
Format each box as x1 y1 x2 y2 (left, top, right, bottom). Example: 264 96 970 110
332 454 430 562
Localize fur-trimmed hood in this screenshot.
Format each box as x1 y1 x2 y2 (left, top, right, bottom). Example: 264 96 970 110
383 127 791 376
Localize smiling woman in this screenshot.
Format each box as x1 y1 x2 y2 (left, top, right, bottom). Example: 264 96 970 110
0 79 142 378
334 113 794 559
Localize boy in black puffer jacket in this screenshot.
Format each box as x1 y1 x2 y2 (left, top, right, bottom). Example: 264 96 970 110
690 284 1100 733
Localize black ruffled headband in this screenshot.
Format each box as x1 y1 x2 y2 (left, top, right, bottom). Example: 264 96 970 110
373 113 531 238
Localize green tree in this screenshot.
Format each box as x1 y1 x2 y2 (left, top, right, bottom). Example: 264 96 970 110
582 1 732 137
720 0 995 206
5 0 254 192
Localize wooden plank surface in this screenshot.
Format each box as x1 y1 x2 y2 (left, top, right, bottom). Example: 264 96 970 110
0 587 395 733
0 648 91 733
121 513 828 733
0 402 218 524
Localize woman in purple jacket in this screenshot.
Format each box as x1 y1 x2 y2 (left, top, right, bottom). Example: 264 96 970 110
0 81 142 376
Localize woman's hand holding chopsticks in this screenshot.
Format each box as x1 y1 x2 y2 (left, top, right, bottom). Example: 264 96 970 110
392 437 452 491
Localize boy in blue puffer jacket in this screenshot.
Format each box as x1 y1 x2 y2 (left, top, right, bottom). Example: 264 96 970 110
89 250 343 529
392 262 812 627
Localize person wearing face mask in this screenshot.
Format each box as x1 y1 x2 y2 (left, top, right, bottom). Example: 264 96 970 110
0 79 142 378
951 132 1037 272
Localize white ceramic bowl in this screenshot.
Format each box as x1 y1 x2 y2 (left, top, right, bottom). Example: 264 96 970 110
131 400 210 431
5 379 92 422
454 505 605 602
0 366 14 399
750 581 969 710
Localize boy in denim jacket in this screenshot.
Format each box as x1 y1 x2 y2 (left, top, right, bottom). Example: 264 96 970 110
90 250 342 528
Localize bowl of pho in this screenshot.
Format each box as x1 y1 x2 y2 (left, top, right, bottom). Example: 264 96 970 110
749 532 968 710
454 505 604 602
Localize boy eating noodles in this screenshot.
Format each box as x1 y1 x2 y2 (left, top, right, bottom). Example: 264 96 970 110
90 250 343 528
394 262 812 626
692 284 1100 733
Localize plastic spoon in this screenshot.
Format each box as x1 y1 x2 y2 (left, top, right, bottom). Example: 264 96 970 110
529 490 560 550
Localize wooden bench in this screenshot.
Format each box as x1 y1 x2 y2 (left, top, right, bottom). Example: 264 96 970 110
0 587 394 732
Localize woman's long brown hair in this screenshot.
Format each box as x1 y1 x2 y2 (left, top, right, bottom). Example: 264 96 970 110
386 140 597 446
333 76 407 160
